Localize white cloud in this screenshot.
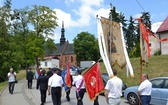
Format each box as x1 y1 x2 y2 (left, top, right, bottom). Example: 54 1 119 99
52 0 109 42
94 8 110 18
152 22 162 33
133 13 142 19
53 8 78 28
80 0 104 7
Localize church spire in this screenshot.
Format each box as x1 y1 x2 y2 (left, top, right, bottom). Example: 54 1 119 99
60 21 66 45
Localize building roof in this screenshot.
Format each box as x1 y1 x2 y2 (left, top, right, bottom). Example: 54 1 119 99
45 21 74 57
156 16 168 33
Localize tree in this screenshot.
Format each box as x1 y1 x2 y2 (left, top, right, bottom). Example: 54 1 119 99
73 32 100 62
125 16 138 57
141 12 151 29
28 5 58 67
0 0 22 82
10 7 31 70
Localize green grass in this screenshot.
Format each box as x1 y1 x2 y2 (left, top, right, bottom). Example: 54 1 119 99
0 70 26 92
99 55 168 87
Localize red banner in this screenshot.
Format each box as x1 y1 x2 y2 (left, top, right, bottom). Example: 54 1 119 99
83 62 104 100
66 62 71 87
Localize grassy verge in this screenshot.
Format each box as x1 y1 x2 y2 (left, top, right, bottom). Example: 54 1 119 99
0 70 26 92
100 55 168 87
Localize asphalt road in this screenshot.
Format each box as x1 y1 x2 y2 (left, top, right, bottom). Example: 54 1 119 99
0 79 130 105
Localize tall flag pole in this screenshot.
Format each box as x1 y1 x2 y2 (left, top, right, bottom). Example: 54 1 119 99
136 18 151 83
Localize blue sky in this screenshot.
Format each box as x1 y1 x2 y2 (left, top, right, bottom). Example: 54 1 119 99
0 0 168 43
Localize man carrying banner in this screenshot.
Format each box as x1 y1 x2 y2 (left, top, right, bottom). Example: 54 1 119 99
61 71 73 101
104 68 122 105
61 62 73 101
72 70 85 105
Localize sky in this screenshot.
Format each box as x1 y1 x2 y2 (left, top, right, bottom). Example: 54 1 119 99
0 0 168 43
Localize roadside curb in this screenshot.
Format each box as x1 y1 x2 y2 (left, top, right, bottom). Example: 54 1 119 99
25 86 40 105
0 85 7 96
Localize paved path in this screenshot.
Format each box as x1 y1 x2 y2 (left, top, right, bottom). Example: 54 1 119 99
0 79 129 105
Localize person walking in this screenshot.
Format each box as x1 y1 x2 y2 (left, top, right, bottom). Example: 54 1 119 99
72 70 86 105
138 73 152 105
47 68 53 78
7 68 16 95
65 74 73 101
36 70 49 105
26 69 34 89
48 68 63 105
104 68 123 105
93 96 99 105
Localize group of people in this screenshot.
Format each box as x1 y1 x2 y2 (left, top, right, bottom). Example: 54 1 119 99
7 67 152 105
36 67 86 105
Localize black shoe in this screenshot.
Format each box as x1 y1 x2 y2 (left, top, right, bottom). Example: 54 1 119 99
67 97 70 101
40 103 44 105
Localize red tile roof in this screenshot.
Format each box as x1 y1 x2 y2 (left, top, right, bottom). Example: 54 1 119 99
156 16 168 33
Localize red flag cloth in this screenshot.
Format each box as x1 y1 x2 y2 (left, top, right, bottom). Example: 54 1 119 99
83 62 104 100
160 38 168 42
36 68 41 75
66 62 71 87
137 18 150 57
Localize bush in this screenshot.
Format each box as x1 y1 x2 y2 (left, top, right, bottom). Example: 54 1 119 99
154 49 161 56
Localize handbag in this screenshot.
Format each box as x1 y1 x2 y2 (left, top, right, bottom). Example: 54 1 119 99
15 79 18 83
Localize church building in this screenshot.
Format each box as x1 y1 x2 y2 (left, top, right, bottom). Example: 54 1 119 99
45 21 77 69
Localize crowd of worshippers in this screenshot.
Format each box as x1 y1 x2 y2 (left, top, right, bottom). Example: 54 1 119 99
25 66 123 105
35 67 88 105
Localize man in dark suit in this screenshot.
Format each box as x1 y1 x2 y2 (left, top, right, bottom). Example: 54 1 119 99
36 70 49 105
47 68 53 78
26 69 34 89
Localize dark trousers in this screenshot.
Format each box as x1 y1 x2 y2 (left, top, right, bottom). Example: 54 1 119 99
76 89 85 105
40 90 47 104
9 82 15 94
140 95 151 105
66 89 71 101
27 80 33 89
93 96 99 105
51 87 61 105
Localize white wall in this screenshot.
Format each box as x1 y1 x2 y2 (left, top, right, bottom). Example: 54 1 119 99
160 33 168 55
149 34 160 55
40 59 59 68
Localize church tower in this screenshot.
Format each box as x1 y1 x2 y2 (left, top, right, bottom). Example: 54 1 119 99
60 21 66 45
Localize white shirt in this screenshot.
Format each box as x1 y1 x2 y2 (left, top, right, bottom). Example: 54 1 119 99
72 75 85 89
105 76 122 98
138 79 152 95
8 72 16 82
48 74 63 87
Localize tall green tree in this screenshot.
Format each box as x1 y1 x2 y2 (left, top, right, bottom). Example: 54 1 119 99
73 32 100 62
11 7 31 70
0 0 22 81
125 16 138 57
141 12 151 29
28 5 58 67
